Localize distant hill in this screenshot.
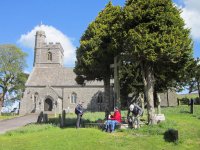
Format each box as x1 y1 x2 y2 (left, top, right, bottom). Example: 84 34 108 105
177 93 199 99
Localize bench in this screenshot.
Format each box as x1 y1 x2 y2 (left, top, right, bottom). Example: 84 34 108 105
84 122 123 130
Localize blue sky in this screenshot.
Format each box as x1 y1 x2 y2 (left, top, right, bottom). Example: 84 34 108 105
0 0 199 74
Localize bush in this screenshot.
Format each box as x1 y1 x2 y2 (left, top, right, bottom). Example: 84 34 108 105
164 129 178 142
179 97 190 105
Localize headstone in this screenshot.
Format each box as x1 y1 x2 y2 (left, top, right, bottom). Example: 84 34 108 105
43 114 48 123
190 99 194 114
61 110 66 127
59 114 62 128
155 114 165 123
37 111 43 123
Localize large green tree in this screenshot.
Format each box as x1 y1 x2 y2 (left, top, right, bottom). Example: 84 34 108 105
0 45 27 111
123 0 193 124
74 2 122 110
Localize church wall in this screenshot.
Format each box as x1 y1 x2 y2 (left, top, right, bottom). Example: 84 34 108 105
63 86 105 112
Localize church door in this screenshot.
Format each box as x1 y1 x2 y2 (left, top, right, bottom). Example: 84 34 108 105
44 98 53 111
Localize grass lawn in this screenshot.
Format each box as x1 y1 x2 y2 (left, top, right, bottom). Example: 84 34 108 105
0 114 20 121
0 105 200 150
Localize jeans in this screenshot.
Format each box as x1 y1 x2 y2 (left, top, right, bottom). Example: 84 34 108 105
76 114 82 128
105 120 119 132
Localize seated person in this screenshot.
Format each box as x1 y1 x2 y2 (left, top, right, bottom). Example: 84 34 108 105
105 107 121 132
127 103 143 129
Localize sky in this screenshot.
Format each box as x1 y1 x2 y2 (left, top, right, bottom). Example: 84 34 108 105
0 0 199 75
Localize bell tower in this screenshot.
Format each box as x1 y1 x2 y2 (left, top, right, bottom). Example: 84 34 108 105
33 30 64 68
33 30 46 66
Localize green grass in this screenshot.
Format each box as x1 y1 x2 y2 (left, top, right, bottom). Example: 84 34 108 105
0 106 200 150
0 114 20 120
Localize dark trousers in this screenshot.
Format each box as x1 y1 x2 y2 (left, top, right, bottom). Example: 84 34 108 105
76 114 82 128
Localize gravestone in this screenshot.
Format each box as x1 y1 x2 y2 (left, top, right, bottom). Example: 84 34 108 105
37 111 43 123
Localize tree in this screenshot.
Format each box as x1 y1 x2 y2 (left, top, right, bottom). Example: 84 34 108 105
74 2 122 110
186 58 200 98
123 0 193 124
11 72 29 100
0 44 27 111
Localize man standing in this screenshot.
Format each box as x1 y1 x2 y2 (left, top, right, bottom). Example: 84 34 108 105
127 103 143 129
75 102 84 128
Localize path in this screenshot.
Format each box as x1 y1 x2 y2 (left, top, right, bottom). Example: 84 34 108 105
0 114 38 134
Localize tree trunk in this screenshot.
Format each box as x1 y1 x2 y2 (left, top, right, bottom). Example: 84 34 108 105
141 63 156 125
103 77 111 111
0 93 5 114
140 93 145 111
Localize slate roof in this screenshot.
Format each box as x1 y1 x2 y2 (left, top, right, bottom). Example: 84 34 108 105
26 67 103 87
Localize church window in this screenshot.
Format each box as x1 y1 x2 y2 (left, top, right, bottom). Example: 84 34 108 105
47 51 52 61
34 92 39 103
71 92 77 104
97 92 103 103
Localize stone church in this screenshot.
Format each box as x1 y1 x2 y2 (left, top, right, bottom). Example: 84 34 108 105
20 30 109 115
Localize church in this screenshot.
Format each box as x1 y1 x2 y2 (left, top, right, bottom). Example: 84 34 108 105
19 30 110 114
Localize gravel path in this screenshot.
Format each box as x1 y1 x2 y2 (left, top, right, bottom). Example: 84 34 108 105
0 114 38 134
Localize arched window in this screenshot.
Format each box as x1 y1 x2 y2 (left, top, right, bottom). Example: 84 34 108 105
97 92 103 103
71 92 77 104
47 51 52 61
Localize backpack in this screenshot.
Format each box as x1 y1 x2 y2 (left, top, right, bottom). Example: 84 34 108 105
75 106 80 115
132 106 139 115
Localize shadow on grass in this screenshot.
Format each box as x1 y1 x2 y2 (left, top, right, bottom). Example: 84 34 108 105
48 117 105 128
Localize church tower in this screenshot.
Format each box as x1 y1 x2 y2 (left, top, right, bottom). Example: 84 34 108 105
34 30 46 66
33 30 64 67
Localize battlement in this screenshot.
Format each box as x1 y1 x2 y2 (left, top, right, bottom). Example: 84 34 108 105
34 30 64 67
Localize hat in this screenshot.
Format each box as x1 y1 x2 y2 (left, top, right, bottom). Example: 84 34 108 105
129 104 134 111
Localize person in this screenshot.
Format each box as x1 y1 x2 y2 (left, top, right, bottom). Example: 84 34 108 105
75 102 84 128
127 103 143 129
104 107 111 120
105 107 121 132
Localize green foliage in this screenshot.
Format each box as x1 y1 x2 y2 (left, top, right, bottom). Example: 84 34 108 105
74 2 122 81
123 0 193 90
0 44 27 104
185 58 200 98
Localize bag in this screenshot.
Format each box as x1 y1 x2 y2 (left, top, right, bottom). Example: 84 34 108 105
132 106 139 116
75 107 79 115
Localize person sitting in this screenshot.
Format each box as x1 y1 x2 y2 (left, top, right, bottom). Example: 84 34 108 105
127 103 143 129
105 107 121 133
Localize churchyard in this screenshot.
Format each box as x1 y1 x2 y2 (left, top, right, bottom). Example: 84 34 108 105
0 105 199 150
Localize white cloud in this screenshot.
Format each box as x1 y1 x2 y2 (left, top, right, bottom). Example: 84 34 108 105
178 0 200 39
18 24 76 67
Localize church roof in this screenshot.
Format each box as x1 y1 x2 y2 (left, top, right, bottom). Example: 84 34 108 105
26 67 103 87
